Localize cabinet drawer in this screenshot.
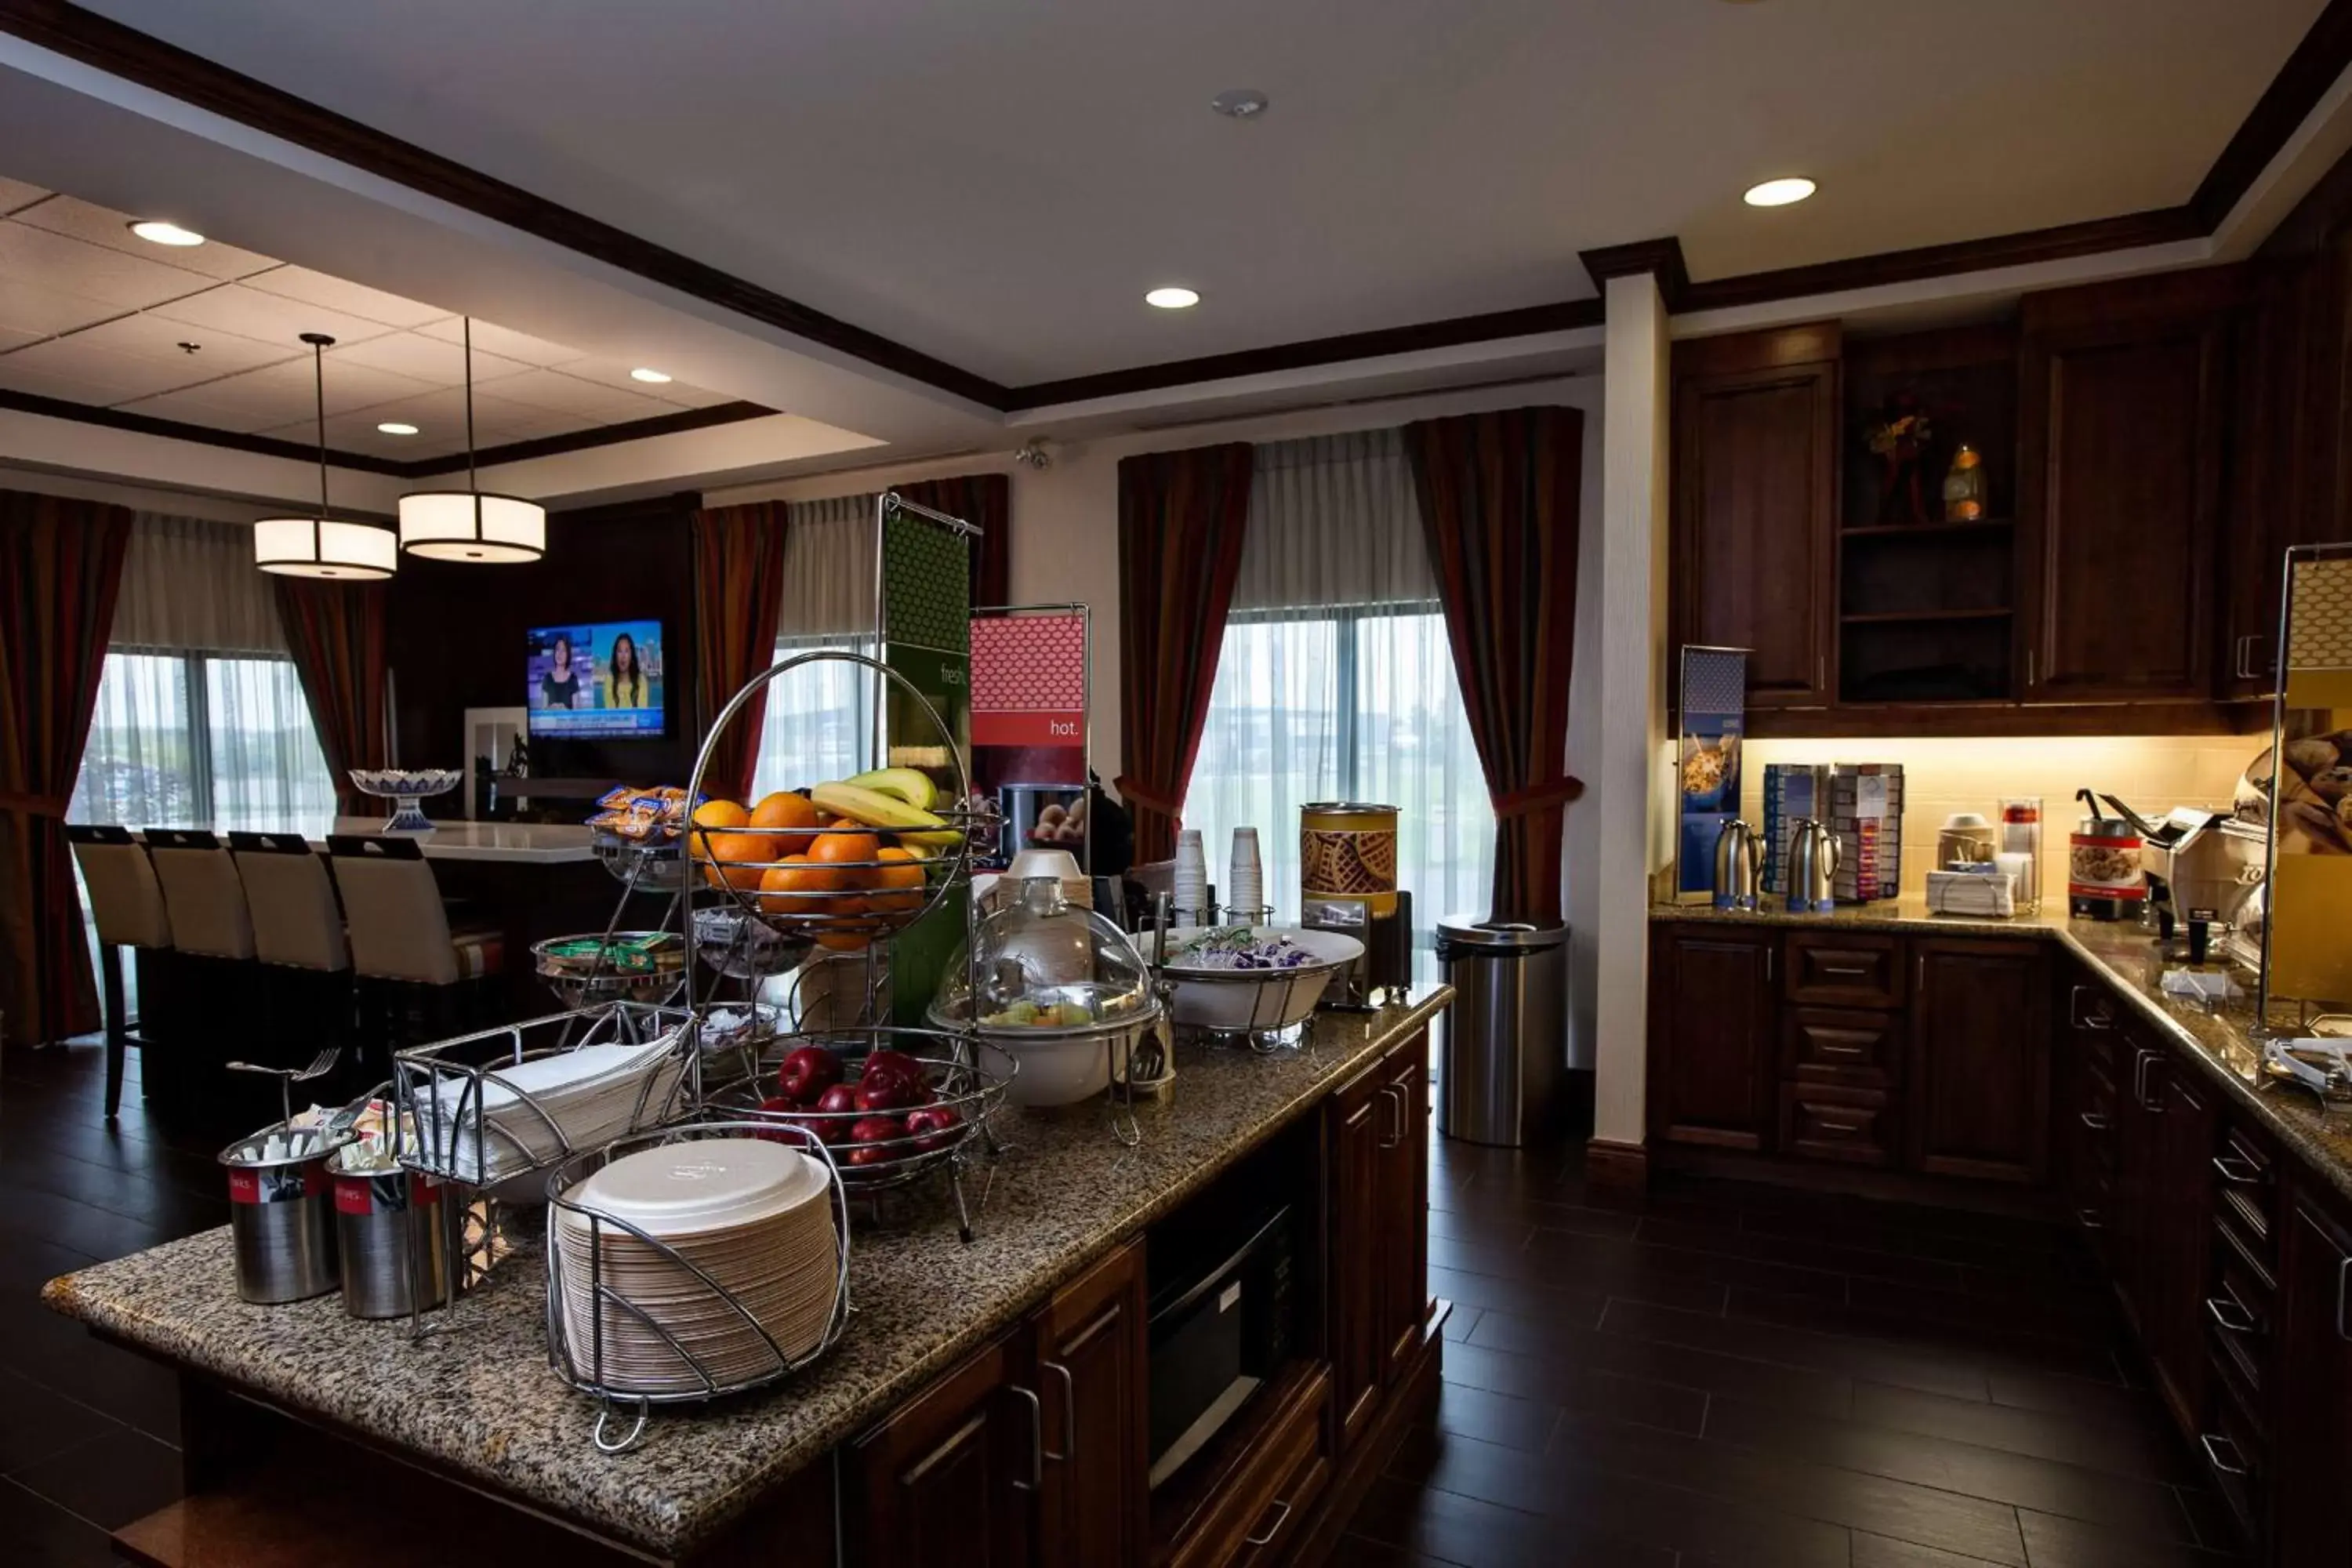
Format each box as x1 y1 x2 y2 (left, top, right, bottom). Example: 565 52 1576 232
1781 1007 1900 1087
1168 1365 1330 1568
1784 933 1904 1007
1777 1083 1894 1167
2198 1353 2267 1540
2207 1256 2272 1403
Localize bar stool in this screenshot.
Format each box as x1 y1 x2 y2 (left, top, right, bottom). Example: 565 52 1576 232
328 835 505 1054
66 825 172 1119
145 827 262 1106
229 832 358 1079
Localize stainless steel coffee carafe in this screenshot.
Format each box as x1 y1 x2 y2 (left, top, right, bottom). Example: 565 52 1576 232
1712 819 1760 911
1787 818 1842 914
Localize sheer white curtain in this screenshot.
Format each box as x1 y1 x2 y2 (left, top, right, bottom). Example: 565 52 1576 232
1181 430 1493 978
750 494 881 796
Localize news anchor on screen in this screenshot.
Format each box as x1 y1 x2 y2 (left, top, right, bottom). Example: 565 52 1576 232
539 633 584 710
601 631 649 711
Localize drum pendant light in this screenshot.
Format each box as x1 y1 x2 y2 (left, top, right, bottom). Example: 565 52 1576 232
253 333 398 580
397 318 547 561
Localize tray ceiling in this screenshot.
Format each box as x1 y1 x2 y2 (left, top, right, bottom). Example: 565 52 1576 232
0 179 735 462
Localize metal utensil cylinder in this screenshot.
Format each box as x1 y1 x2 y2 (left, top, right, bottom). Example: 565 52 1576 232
221 1128 343 1305
334 1170 448 1319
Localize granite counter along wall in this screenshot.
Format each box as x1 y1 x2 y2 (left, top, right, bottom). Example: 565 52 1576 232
1728 734 2257 899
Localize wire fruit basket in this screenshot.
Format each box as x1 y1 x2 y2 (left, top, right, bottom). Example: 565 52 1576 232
532 931 689 1008
544 1119 852 1454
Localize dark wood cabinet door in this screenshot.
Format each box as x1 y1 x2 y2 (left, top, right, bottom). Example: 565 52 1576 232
2018 306 2226 702
2274 1183 2352 1568
1326 1065 1387 1453
1671 327 1839 707
1649 927 1777 1151
2111 1035 2169 1344
847 1331 1033 1568
1378 1038 1431 1386
2147 1066 2214 1434
1035 1240 1147 1568
1903 940 2049 1182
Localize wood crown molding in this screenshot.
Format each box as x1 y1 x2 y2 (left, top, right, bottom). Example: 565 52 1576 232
1579 238 1691 311
2 0 2348 408
0 385 774 480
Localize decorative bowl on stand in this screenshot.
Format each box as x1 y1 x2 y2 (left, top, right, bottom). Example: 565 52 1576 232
348 768 464 833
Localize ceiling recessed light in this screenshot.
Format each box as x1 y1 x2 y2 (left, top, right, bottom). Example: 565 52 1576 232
1743 176 1817 208
1145 286 1200 310
1210 89 1269 119
128 220 205 247
377 422 420 436
629 367 673 383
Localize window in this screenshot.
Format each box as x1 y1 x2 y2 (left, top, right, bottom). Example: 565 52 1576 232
71 652 336 830
1178 429 1493 983
749 633 880 797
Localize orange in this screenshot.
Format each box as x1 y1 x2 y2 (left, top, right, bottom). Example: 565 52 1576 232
748 790 820 851
699 829 773 891
757 855 838 919
809 829 881 881
689 800 751 867
868 845 925 917
813 925 876 953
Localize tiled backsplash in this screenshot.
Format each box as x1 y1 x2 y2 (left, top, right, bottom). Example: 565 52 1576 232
1731 735 2262 902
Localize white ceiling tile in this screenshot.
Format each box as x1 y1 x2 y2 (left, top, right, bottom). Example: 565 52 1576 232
555 356 733 408
334 383 545 439
0 220 217 310
13 195 280 281
0 326 38 353
116 387 294 434
0 278 122 337
0 176 47 216
50 310 303 376
0 339 222 398
327 331 531 385
241 265 452 328
260 412 473 460
0 362 137 406
148 283 398 351
416 316 579 366
193 354 439 419
484 366 673 423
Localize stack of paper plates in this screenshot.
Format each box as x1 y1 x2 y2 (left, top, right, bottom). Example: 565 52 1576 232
553 1138 837 1395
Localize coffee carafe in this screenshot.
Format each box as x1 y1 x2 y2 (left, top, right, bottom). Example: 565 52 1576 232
1712 819 1760 911
1787 818 1841 914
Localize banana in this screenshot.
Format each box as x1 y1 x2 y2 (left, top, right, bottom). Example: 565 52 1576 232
811 781 960 848
844 766 940 812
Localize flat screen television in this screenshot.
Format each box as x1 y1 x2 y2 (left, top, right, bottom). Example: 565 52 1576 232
526 620 666 739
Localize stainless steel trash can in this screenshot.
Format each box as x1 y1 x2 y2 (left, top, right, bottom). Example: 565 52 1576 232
1436 917 1568 1147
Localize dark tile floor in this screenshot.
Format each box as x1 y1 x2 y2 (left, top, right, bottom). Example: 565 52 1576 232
2 1040 2241 1567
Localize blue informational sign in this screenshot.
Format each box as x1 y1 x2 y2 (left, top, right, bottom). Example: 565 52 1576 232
1675 647 1748 898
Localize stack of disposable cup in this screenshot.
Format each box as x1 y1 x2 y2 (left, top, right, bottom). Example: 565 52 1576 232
1174 829 1210 922
1229 828 1264 919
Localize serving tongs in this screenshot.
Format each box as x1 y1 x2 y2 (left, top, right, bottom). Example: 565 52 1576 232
2097 793 2176 845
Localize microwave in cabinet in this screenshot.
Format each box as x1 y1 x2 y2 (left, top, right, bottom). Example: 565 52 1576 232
1145 1203 1296 1488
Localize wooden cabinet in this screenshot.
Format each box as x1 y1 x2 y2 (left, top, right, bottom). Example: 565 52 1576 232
1377 1043 1430 1388
1784 931 1905 1009
2272 1182 2352 1568
845 1330 1035 1568
2016 274 2236 703
1671 324 1840 709
2147 1065 2215 1432
1648 926 1777 1150
1163 1364 1332 1568
2058 978 2121 1262
1033 1242 1146 1568
1326 1031 1432 1454
1904 939 2050 1183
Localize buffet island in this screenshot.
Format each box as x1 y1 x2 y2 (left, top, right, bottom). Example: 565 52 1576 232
45 990 1451 1568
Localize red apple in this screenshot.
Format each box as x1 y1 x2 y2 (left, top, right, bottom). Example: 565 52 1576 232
859 1049 928 1094
845 1144 893 1167
753 1096 800 1143
775 1045 843 1105
854 1077 916 1114
905 1104 962 1153
813 1083 860 1120
789 1111 849 1147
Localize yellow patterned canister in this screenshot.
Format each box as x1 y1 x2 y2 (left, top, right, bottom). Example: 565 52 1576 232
1301 802 1400 917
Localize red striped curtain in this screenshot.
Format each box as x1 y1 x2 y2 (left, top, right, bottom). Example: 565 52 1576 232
1403 408 1584 924
1116 444 1253 862
0 489 132 1046
275 579 393 815
691 500 791 801
897 474 1011 610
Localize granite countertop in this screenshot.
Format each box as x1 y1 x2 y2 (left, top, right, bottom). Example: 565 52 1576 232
43 989 1450 1558
1653 900 2352 1203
